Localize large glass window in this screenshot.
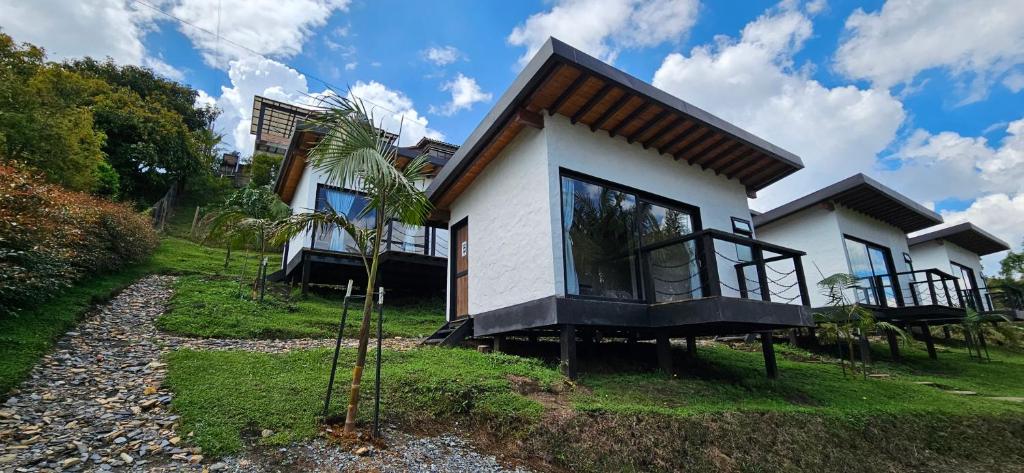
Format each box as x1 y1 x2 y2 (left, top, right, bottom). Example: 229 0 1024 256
314 186 375 253
843 237 896 306
561 174 699 301
561 176 639 300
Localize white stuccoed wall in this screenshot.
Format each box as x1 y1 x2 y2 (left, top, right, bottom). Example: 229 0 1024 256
543 114 754 297
446 127 557 317
835 207 914 275
444 113 762 317
911 240 988 281
754 206 846 307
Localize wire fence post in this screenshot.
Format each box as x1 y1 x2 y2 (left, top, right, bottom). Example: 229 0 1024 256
323 280 354 420
373 287 385 439
259 257 269 302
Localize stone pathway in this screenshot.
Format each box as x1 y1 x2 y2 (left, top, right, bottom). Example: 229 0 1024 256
0 275 524 472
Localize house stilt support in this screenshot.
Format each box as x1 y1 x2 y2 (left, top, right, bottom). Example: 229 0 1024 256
300 254 311 296
921 325 938 360
560 325 578 380
686 335 697 357
656 334 672 376
886 329 901 361
493 335 505 353
761 332 778 379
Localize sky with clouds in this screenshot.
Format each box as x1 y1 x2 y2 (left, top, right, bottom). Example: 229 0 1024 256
2 0 1024 271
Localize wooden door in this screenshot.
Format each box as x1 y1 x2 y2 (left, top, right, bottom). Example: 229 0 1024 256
453 221 469 318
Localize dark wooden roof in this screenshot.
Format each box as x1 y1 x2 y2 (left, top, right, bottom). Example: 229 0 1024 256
250 96 315 156
908 222 1010 256
753 173 943 233
426 37 804 212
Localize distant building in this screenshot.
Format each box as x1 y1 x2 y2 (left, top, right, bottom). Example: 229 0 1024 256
215 151 251 187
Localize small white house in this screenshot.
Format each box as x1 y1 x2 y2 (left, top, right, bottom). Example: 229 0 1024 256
752 173 971 359
252 97 457 295
424 38 814 378
908 223 1020 318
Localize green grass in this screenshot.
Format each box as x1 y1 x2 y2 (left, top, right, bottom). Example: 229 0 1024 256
164 347 559 455
163 338 1024 471
157 276 444 339
0 236 274 395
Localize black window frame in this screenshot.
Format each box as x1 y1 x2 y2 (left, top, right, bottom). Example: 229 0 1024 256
558 168 703 303
731 217 753 238
841 234 903 307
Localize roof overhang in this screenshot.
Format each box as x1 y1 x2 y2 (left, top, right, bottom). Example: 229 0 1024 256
753 173 943 233
908 222 1010 256
426 37 804 214
250 96 315 156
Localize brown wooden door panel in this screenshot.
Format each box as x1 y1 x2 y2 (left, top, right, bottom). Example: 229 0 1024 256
453 222 469 318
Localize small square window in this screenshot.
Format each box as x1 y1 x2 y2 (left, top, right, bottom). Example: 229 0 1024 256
732 217 753 237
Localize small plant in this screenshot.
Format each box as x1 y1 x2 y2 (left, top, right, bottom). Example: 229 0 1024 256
814 273 907 378
961 307 1010 361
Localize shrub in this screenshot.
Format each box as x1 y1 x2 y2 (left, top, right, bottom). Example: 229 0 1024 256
0 164 158 316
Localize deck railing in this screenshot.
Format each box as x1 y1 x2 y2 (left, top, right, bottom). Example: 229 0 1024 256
639 229 811 306
854 269 965 310
965 286 1024 313
311 220 449 258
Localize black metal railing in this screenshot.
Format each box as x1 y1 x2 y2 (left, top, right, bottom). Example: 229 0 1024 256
638 229 810 306
968 286 1024 313
311 220 449 258
853 269 965 310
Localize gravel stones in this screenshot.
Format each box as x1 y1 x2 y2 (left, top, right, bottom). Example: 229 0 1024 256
0 275 527 472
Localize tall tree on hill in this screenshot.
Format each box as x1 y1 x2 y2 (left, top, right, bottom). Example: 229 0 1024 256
274 94 432 434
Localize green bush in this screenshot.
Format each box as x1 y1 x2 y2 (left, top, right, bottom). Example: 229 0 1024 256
0 164 158 316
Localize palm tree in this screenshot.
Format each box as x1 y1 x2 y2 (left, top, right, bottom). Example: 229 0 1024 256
203 186 290 295
815 273 907 378
962 308 1010 360
273 94 432 435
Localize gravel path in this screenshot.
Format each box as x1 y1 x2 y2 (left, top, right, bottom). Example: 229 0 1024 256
0 275 526 472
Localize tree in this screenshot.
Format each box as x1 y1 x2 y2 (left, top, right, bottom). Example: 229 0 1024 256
815 273 906 378
0 34 107 192
999 245 1024 281
250 152 284 187
274 94 432 434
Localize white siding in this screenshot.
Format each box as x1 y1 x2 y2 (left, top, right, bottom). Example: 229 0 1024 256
835 206 913 274
755 206 846 307
909 241 950 274
446 127 557 317
445 113 762 317
543 115 754 297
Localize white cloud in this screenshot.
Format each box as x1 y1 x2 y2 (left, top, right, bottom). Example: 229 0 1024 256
835 0 1024 102
508 0 699 67
1004 71 1024 93
344 62 358 71
0 0 185 78
651 2 906 210
423 46 462 66
882 117 1024 203
168 0 350 68
430 74 492 116
938 194 1024 272
349 81 444 146
208 58 440 155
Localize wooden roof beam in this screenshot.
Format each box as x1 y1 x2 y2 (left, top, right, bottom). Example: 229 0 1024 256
609 101 652 138
642 117 685 150
704 143 749 172
570 83 613 124
726 152 769 179
695 141 744 169
547 72 591 116
625 109 669 144
590 93 633 132
658 124 706 156
673 132 723 162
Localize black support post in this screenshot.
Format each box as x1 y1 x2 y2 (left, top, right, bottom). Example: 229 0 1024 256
921 324 938 360
686 335 697 357
656 334 673 376
701 234 721 297
560 325 578 380
300 254 311 296
793 255 811 306
858 331 872 365
886 329 901 361
761 332 778 379
493 335 505 353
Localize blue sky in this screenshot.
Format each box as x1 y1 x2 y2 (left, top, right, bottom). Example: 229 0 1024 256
2 0 1024 268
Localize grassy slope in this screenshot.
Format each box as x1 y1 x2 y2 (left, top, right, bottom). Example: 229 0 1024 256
0 236 272 395
165 339 1024 471
157 276 444 339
